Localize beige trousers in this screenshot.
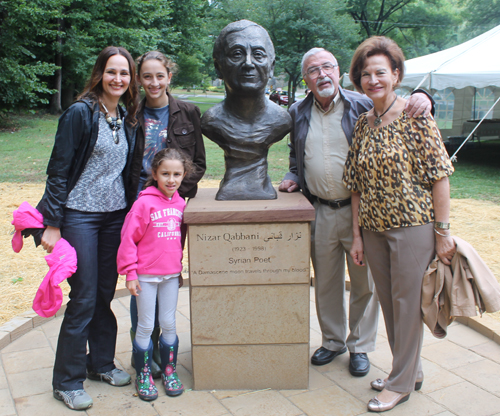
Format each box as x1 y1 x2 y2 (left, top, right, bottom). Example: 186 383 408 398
363 223 434 392
311 202 379 353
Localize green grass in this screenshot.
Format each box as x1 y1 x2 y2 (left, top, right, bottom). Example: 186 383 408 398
170 94 223 115
2 110 499 205
0 114 58 182
194 103 216 115
180 97 223 104
448 139 500 203
170 88 224 96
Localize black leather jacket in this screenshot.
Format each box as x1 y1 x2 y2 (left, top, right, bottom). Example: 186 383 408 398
37 99 139 228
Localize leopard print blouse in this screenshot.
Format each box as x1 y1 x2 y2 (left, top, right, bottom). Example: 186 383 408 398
342 111 454 232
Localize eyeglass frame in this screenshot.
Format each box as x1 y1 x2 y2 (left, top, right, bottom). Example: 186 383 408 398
304 63 338 79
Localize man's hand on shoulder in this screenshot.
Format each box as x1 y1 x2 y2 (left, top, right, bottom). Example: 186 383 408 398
279 179 299 192
405 92 432 118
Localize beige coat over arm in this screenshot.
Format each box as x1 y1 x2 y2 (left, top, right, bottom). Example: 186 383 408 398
422 236 500 338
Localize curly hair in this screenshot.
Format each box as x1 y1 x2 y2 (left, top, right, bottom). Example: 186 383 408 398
144 148 195 189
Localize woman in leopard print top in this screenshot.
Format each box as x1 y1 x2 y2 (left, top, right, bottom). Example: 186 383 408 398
343 36 455 413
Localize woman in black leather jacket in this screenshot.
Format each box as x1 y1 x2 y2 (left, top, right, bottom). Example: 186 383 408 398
38 46 141 411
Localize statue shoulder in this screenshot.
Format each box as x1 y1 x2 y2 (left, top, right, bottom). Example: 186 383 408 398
266 101 292 129
201 102 224 128
201 102 231 142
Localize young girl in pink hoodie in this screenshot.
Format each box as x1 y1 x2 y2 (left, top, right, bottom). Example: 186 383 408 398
117 148 193 401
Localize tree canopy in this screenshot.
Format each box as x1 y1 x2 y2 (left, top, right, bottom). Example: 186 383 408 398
0 0 496 116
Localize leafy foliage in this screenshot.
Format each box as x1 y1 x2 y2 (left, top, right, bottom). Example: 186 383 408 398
346 0 464 59
173 53 204 87
0 0 61 113
459 0 500 37
0 0 497 116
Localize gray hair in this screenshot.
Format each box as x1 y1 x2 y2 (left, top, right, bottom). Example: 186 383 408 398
301 47 337 76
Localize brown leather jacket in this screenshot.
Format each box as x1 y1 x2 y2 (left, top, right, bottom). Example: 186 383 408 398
129 92 206 199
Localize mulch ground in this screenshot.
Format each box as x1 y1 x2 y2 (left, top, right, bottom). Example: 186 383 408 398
1 181 499 325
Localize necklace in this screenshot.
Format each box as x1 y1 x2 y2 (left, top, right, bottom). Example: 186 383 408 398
373 95 398 127
101 102 122 144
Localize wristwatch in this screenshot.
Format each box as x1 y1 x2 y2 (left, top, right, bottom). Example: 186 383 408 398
434 222 450 230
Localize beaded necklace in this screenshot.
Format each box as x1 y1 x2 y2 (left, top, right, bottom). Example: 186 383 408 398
101 102 122 144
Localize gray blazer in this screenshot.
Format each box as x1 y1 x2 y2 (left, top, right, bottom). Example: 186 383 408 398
283 87 373 200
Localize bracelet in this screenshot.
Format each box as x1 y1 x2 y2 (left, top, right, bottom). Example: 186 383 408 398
435 221 450 230
434 228 450 237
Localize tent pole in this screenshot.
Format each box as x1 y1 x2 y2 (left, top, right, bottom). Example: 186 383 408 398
473 87 477 119
402 73 431 99
451 96 500 162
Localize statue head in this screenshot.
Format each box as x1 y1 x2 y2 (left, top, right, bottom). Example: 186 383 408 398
213 20 275 95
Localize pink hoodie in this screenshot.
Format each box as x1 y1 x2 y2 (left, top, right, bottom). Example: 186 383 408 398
11 202 77 317
33 238 78 317
11 201 44 252
117 186 186 281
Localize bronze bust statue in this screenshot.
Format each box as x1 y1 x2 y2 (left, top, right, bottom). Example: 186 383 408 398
201 20 292 200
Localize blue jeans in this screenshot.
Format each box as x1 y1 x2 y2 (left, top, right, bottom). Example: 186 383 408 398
52 208 126 391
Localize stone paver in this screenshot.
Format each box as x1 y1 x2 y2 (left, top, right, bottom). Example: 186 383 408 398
427 381 500 416
452 359 500 397
1 287 500 415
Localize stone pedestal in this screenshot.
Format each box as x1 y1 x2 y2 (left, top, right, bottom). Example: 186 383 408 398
184 188 315 390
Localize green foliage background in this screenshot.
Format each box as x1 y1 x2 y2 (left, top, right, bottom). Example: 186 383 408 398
0 0 498 119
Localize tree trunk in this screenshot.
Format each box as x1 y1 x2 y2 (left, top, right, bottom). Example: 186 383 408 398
49 18 63 114
62 83 75 110
49 54 62 114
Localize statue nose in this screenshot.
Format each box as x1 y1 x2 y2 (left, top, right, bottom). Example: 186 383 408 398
243 52 255 68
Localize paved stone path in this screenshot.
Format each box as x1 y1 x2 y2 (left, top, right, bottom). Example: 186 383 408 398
1 287 500 416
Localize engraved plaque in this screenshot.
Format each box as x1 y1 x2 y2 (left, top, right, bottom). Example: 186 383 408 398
188 222 310 286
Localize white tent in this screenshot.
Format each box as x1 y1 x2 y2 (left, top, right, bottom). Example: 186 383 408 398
341 26 500 151
401 25 500 90
403 26 500 157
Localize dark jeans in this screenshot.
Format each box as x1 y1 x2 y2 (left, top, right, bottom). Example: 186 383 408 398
52 208 126 391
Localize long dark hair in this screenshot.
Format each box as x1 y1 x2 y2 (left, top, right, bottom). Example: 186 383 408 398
144 148 194 189
78 46 139 124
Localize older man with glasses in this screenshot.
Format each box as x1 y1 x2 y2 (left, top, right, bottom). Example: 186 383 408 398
279 47 433 377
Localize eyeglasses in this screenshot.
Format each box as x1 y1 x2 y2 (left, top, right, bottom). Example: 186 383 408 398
305 63 338 79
